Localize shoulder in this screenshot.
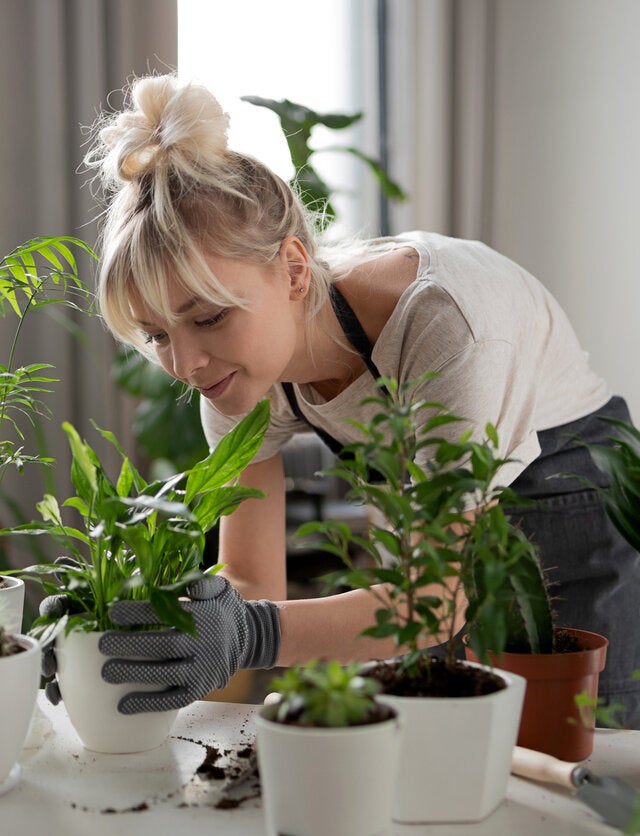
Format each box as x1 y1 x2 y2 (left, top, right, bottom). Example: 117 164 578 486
334 241 422 345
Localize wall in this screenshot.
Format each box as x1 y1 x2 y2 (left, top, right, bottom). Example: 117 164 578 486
389 0 640 420
490 0 640 419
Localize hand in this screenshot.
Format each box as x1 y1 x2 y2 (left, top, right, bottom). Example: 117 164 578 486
39 557 85 706
99 576 281 715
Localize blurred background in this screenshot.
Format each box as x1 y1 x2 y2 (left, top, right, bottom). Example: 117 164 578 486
1 0 639 588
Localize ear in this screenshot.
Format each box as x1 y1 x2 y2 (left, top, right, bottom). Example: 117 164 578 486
280 236 311 300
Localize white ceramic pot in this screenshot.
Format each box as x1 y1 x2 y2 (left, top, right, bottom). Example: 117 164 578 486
380 663 526 823
256 707 401 836
0 576 25 635
0 635 40 790
55 630 179 754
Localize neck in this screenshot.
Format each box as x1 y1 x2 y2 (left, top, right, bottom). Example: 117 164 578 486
284 296 367 398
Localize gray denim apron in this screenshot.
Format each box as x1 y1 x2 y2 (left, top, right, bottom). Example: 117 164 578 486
505 396 640 728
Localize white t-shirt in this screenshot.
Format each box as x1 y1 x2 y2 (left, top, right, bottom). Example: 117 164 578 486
201 231 610 486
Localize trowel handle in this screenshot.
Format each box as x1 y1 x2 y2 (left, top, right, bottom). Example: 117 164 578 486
511 746 583 789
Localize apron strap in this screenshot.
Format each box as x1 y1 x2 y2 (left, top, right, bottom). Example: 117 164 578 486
281 284 388 457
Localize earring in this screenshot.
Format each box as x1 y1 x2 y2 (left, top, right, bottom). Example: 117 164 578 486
298 286 305 294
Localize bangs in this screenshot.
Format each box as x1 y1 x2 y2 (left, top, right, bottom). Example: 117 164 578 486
100 222 249 354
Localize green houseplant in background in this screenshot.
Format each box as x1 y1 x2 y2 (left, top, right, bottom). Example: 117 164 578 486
241 96 407 228
0 400 270 754
582 417 640 554
1 236 95 609
0 235 94 793
255 659 401 836
113 96 407 477
0 236 94 513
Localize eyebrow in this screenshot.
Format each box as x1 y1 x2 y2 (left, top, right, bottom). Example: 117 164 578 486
135 297 201 327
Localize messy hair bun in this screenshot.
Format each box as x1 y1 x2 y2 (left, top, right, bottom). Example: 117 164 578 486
91 75 230 185
88 73 332 353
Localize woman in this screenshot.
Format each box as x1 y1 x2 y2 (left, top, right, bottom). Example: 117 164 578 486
67 74 639 723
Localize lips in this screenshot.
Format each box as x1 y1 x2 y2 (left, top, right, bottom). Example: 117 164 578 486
198 372 236 400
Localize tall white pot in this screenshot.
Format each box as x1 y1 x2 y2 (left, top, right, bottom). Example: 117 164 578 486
380 663 526 823
0 576 25 635
55 630 179 754
0 635 40 790
255 707 401 836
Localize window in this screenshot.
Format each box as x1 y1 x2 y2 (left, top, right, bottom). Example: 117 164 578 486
177 0 378 236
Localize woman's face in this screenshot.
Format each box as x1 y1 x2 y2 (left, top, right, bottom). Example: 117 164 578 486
129 246 307 416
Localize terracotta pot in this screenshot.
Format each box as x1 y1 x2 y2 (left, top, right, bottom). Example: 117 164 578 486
465 627 608 761
56 629 179 753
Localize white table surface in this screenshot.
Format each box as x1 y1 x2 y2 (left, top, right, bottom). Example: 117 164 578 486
2 692 638 835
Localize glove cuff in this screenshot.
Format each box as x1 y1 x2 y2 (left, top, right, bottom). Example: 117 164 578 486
241 600 281 670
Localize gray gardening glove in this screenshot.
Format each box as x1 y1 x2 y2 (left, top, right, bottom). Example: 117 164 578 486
99 576 281 715
39 557 85 706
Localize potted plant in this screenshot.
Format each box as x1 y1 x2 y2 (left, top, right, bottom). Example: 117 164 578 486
255 658 401 836
0 576 25 635
0 236 94 792
1 400 270 754
299 374 529 823
0 603 40 794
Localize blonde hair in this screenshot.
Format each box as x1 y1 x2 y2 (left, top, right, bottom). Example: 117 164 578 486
85 74 333 353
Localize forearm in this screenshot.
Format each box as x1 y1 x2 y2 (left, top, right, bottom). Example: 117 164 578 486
274 584 467 667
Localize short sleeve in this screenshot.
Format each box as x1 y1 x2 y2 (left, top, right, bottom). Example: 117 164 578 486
410 340 541 487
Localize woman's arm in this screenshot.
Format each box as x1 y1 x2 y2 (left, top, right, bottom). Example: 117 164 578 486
218 453 288 601
219 453 467 666
276 578 466 667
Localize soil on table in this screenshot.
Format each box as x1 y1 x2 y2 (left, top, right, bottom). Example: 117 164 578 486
366 656 506 698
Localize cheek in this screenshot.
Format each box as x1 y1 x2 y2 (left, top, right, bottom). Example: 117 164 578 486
154 348 178 378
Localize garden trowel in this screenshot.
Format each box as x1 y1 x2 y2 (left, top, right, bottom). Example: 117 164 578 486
511 745 639 829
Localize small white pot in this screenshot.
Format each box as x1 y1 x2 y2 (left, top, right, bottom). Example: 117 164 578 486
55 629 179 754
256 707 401 836
380 663 526 823
0 635 40 789
0 576 25 635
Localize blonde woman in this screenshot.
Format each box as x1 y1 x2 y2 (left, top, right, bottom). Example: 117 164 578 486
44 74 640 725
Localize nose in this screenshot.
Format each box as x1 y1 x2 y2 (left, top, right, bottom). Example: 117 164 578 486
169 334 210 383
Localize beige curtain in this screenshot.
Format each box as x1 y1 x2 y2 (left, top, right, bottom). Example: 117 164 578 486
0 0 177 563
385 0 496 240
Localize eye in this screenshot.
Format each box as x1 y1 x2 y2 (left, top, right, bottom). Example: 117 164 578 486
143 331 168 345
194 309 229 328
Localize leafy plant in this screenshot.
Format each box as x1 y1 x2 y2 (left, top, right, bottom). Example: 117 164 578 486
298 375 554 680
0 236 95 491
581 417 640 553
0 399 270 636
242 96 407 228
266 659 383 728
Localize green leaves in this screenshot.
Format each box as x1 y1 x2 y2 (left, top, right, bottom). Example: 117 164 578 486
0 236 96 491
185 399 270 503
298 374 553 674
241 95 407 229
581 417 640 554
268 660 381 728
1 400 270 634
